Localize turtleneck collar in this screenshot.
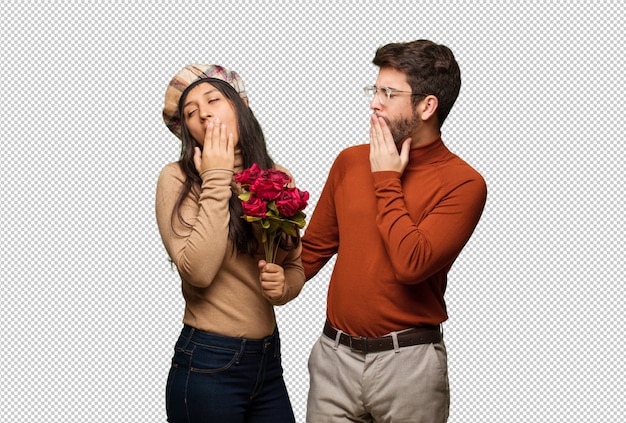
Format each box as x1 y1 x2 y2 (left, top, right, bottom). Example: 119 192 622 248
234 146 243 174
406 135 450 167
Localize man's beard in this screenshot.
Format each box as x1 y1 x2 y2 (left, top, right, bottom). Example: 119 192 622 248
382 112 421 145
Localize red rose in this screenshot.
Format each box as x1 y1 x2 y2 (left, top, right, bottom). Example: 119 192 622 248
262 168 291 186
250 178 285 200
234 163 263 186
276 188 309 216
241 194 267 217
276 189 301 217
294 187 309 209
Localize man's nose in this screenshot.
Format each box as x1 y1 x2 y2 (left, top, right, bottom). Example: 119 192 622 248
370 95 382 111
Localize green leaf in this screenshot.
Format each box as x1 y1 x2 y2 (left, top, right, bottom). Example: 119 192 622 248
238 191 252 201
267 201 278 213
241 215 263 223
280 222 297 236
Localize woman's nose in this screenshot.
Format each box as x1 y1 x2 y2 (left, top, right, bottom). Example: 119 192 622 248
200 109 212 119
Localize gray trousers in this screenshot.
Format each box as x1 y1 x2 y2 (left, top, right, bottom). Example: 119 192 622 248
306 328 450 423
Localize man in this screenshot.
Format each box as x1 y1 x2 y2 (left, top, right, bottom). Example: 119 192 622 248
301 40 487 422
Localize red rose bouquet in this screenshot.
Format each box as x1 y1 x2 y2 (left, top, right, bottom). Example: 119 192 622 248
235 164 309 263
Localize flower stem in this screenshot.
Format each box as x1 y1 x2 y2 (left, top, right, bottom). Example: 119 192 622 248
264 232 280 263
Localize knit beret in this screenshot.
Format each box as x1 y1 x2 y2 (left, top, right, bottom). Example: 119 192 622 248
162 64 247 140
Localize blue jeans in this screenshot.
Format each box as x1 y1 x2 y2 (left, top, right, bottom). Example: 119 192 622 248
166 325 295 423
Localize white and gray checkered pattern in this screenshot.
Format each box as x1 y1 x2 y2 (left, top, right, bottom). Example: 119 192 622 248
1 1 624 422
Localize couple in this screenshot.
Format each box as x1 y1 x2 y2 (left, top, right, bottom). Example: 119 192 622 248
155 39 487 423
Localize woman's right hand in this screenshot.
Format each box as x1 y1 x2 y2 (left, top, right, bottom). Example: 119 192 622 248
193 118 235 174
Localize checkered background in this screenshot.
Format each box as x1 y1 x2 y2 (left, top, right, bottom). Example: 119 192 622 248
1 1 623 422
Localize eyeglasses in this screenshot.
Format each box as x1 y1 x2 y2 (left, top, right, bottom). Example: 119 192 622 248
363 85 427 105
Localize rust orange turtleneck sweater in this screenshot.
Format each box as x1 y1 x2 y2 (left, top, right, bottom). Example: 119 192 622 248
302 136 487 338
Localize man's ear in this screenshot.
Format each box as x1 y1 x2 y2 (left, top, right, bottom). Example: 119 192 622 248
418 95 438 122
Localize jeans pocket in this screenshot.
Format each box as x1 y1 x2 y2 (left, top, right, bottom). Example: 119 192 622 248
189 344 239 374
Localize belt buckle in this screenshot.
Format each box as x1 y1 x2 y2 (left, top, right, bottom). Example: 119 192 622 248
349 335 367 354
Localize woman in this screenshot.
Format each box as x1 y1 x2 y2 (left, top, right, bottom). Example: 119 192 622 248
156 64 304 422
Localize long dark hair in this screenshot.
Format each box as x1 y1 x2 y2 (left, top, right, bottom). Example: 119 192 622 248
171 78 275 255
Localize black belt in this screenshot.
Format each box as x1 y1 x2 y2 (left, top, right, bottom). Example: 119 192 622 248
323 321 441 354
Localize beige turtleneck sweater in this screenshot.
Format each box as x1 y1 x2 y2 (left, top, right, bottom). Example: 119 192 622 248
155 150 305 338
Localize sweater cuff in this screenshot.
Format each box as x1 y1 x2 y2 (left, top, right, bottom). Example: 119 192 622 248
372 170 402 184
200 168 234 183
